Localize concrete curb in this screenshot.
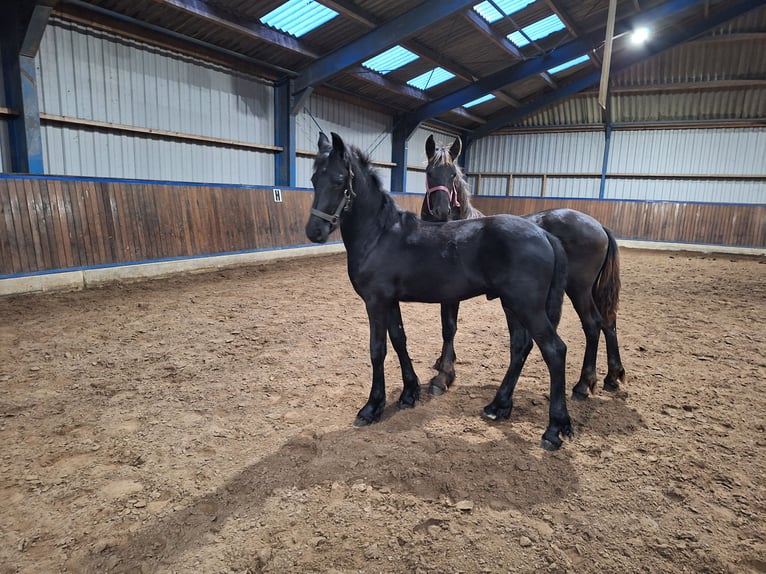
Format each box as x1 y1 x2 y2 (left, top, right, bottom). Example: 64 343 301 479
0 244 346 297
1 240 762 297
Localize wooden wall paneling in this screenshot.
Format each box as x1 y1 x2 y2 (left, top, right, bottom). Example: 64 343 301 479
114 183 134 262
89 181 110 264
58 181 77 267
186 186 205 256
21 179 45 271
42 180 65 270
78 182 99 266
10 180 34 273
179 186 194 255
0 181 21 274
100 181 120 262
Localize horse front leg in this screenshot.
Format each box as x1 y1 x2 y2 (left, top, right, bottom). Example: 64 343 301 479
388 302 421 409
429 302 459 395
354 300 391 426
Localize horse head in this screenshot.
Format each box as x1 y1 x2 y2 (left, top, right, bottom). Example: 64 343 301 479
422 134 463 222
306 132 356 243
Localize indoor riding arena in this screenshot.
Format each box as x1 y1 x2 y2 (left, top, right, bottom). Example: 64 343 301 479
1 1 764 573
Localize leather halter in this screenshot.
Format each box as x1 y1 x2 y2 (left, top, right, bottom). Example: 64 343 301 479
425 177 461 216
310 165 356 230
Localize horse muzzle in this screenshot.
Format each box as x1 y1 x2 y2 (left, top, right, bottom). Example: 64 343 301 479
305 216 331 243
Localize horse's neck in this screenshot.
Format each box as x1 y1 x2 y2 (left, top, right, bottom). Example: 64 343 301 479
340 170 392 258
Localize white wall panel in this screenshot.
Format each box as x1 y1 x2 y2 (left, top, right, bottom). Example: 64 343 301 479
36 20 275 184
295 93 393 189
546 177 601 198
470 131 604 174
42 124 274 183
609 128 766 177
295 95 392 189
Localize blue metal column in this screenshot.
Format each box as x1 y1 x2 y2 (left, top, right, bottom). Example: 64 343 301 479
0 0 50 174
390 119 411 193
274 78 296 187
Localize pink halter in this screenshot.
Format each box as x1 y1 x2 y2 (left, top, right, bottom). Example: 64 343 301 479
425 178 461 215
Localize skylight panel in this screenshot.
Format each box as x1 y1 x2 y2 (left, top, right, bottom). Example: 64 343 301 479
473 0 536 24
407 67 456 90
260 0 338 38
362 46 419 74
508 14 565 47
547 54 590 75
464 94 496 108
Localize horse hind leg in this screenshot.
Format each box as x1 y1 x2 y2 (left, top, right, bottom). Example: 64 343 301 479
388 303 421 408
482 314 532 421
506 304 572 450
429 302 459 395
602 316 625 392
569 289 603 401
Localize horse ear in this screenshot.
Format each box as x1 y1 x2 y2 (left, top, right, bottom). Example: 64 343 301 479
449 137 462 161
318 132 331 153
425 135 436 160
331 132 346 155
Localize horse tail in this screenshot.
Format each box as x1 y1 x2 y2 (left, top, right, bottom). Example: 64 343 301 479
593 227 621 325
545 232 568 329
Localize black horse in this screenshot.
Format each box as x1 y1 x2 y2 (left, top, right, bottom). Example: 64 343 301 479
421 134 625 400
306 132 573 450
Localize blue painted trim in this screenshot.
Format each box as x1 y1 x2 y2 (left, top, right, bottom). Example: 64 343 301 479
0 242 345 280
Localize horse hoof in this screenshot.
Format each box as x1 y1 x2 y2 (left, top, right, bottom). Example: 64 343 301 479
571 388 589 401
540 437 561 451
353 416 372 427
429 383 446 396
481 409 497 421
603 376 622 392
482 404 511 421
398 399 416 410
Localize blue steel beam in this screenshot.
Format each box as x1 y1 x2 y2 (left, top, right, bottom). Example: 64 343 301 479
274 79 296 188
404 0 706 130
292 0 478 95
390 120 410 193
470 0 766 139
1 0 52 174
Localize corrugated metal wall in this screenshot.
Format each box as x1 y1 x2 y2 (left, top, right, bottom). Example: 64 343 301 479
608 128 765 203
609 129 764 174
36 19 275 184
295 93 393 189
471 131 605 173
467 128 766 204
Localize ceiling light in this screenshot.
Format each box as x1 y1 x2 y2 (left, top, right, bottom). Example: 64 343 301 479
631 27 650 44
